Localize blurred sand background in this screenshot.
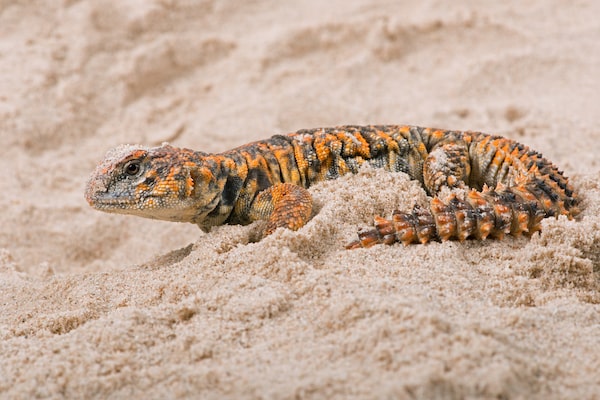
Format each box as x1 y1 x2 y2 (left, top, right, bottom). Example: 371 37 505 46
1 1 599 398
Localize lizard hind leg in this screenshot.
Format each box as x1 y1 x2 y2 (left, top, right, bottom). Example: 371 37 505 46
346 137 495 249
346 140 478 249
248 183 313 236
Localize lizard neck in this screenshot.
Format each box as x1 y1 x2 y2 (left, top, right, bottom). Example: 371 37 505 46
189 153 245 229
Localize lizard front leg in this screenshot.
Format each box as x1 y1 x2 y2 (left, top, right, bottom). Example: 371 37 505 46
248 183 313 235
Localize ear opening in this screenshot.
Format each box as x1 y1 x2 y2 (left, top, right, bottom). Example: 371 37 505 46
181 168 194 198
188 168 204 198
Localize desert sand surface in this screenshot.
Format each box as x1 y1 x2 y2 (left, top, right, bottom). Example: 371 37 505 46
1 1 600 399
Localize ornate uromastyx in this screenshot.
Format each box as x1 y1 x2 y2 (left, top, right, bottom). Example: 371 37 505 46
85 125 577 248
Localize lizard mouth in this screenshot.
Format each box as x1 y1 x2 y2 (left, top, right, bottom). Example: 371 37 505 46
86 193 137 210
84 180 138 210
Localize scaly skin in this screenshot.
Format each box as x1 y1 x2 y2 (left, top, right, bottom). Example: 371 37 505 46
85 125 578 248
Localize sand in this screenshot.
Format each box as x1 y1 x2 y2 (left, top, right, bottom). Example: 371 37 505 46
1 1 599 398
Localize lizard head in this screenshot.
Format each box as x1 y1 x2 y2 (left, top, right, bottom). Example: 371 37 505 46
85 143 223 224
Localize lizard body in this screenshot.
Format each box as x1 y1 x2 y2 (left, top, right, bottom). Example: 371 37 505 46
85 125 578 248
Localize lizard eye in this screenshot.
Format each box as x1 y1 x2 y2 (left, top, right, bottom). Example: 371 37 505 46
124 160 141 176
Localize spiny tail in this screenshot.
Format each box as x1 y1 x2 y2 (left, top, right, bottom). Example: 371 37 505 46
346 182 574 249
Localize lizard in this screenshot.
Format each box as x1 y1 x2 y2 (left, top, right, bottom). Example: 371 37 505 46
84 125 578 248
